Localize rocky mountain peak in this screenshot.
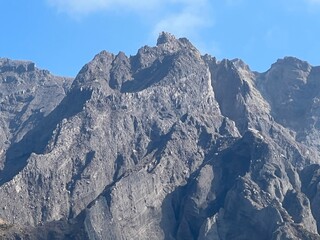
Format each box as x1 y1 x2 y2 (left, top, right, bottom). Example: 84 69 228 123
231 58 251 72
155 31 198 55
156 31 176 45
271 56 312 73
1 34 320 239
71 50 115 92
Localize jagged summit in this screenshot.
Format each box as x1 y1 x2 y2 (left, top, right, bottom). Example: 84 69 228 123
270 56 312 72
231 58 250 69
156 31 176 45
71 33 204 94
1 34 320 239
277 56 310 65
155 32 198 54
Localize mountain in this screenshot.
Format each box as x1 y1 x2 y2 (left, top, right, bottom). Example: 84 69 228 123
0 32 320 239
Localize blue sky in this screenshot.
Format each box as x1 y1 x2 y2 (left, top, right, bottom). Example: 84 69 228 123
1 0 320 77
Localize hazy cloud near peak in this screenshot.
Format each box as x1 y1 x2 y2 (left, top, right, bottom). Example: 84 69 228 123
152 0 212 38
47 0 213 41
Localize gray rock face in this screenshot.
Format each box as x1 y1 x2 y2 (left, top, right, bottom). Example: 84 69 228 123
0 58 72 177
0 32 320 239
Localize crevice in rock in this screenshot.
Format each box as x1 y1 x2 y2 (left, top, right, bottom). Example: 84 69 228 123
113 154 125 182
87 172 126 211
300 164 320 234
145 123 175 173
67 151 96 198
197 125 212 149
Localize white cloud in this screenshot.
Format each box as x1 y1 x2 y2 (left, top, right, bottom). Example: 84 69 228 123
48 0 214 52
153 12 206 37
152 0 213 39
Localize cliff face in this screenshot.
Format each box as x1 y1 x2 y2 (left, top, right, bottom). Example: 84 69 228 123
0 33 320 240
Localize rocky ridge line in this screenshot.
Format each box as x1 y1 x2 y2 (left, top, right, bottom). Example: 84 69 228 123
0 33 320 239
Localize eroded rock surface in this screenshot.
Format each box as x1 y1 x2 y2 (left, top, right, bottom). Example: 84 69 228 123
0 33 320 239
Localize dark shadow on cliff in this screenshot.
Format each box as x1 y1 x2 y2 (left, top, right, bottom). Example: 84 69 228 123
160 133 253 239
0 88 92 186
120 55 173 93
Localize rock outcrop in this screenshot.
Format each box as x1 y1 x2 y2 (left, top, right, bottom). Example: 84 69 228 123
0 32 320 239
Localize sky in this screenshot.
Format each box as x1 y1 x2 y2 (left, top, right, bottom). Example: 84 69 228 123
0 0 320 77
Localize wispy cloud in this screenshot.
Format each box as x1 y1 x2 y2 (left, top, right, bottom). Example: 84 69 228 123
152 0 213 38
153 12 208 37
47 0 214 46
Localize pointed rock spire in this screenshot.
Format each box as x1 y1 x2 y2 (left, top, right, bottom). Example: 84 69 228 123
156 32 177 45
